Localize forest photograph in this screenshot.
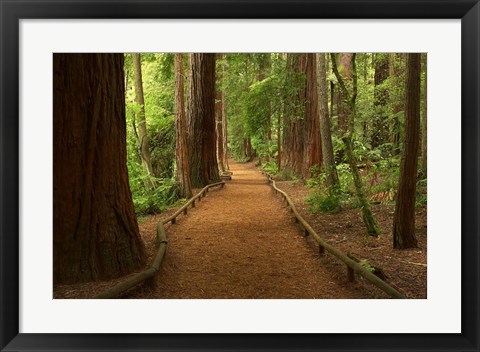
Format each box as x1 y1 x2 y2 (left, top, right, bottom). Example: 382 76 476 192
53 52 427 299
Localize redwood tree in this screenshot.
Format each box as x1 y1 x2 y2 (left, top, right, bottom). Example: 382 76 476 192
303 53 322 176
174 53 193 198
187 53 220 188
393 53 421 249
53 54 145 284
282 54 306 176
317 53 339 188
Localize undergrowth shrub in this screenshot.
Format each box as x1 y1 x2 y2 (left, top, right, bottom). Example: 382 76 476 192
306 186 343 214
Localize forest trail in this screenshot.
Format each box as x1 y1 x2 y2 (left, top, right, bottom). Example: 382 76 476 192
130 162 375 299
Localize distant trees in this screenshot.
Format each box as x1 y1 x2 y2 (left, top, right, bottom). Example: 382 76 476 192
187 53 221 188
393 53 421 249
53 54 145 284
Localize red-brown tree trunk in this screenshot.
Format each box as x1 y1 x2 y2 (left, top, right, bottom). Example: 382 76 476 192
336 53 354 136
393 53 421 249
303 53 322 176
187 53 220 188
282 54 305 176
53 53 146 284
175 53 193 198
317 53 339 187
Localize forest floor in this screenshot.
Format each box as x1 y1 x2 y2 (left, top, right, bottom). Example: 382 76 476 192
54 161 426 299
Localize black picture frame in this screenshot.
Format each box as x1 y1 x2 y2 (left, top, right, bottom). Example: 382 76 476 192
1 1 478 351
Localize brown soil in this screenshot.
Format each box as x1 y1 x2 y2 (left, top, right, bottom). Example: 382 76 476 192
273 178 427 299
54 161 426 299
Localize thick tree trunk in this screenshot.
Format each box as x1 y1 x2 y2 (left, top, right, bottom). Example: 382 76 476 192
393 53 421 249
336 53 353 136
174 53 193 198
303 53 322 177
187 53 220 188
282 54 306 176
421 53 427 177
132 53 155 186
53 54 146 284
371 53 390 149
317 53 339 188
331 53 380 237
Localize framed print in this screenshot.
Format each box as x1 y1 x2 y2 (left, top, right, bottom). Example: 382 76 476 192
1 0 479 351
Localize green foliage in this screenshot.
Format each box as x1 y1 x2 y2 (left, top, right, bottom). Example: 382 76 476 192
306 186 343 214
124 53 178 215
261 160 279 175
416 178 427 207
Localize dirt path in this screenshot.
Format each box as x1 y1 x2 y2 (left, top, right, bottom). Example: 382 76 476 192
128 162 379 299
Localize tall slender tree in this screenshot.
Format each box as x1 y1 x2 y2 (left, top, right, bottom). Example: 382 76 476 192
393 53 421 249
132 53 155 186
331 53 380 237
221 59 230 171
53 53 145 284
187 53 220 188
317 53 339 188
216 55 226 173
174 53 193 198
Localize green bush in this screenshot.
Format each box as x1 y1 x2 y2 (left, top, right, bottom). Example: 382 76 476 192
306 187 343 214
261 160 278 175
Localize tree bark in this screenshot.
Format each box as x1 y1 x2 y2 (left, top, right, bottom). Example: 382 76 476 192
336 53 353 136
303 53 322 176
174 53 193 198
132 53 155 186
421 53 427 177
53 53 146 284
393 53 421 249
317 53 340 188
187 53 220 188
282 54 306 176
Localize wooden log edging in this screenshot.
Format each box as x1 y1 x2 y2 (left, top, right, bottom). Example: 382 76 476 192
93 180 225 299
263 172 405 299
